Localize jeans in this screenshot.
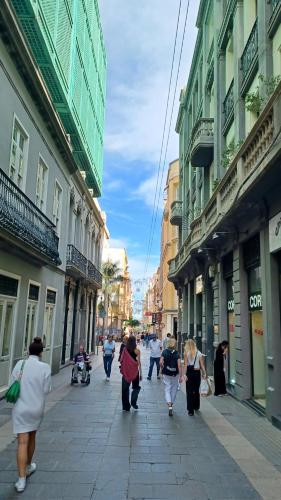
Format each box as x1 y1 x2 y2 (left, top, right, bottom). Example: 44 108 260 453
148 357 160 378
122 375 140 410
103 355 113 377
163 375 179 404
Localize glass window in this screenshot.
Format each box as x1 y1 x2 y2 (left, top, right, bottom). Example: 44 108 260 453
9 119 28 189
0 300 15 357
24 284 39 352
36 157 48 211
53 181 62 233
43 289 56 348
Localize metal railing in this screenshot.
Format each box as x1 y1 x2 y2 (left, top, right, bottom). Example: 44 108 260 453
272 0 280 12
66 244 87 275
241 19 258 82
87 259 102 287
0 168 60 265
223 79 234 127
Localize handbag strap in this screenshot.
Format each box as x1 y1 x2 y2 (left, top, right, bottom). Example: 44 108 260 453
18 360 26 381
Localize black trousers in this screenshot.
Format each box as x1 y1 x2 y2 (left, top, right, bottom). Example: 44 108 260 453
122 375 140 410
186 370 201 414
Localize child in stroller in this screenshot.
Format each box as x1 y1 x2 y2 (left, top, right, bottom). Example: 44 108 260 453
72 345 91 385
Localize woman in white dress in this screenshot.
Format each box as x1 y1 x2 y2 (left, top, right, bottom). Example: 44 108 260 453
10 337 51 492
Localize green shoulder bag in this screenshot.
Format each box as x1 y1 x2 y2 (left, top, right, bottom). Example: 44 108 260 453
5 360 25 404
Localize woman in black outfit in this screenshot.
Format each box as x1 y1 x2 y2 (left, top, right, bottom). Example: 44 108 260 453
214 340 229 396
121 336 142 411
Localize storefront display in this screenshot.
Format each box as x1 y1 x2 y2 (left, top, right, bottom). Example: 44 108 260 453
227 278 235 386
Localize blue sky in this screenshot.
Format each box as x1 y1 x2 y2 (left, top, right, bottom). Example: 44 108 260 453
99 0 200 285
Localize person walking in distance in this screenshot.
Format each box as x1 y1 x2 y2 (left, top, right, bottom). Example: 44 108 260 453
214 340 229 396
160 337 182 416
10 337 51 493
103 334 115 381
184 339 206 416
120 335 142 411
163 333 171 350
147 334 162 380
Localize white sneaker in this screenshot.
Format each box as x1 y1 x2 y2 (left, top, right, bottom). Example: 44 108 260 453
106 377 110 381
26 462 37 476
15 477 26 492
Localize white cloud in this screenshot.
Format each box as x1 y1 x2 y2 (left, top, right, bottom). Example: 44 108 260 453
100 0 200 164
128 254 159 282
133 172 165 209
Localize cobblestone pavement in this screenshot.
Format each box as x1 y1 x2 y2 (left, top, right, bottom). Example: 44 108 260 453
0 346 281 499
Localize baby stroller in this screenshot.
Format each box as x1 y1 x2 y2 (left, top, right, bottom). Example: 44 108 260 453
71 360 91 385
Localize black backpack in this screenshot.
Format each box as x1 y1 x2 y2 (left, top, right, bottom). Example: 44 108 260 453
162 349 179 376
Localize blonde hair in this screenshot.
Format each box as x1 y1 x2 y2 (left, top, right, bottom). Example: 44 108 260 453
184 339 197 358
167 338 177 349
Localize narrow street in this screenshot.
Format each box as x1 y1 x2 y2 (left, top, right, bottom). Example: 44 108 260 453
1 347 281 500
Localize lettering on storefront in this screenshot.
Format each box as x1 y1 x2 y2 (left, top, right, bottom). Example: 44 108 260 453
227 299 234 312
269 211 281 253
249 292 262 311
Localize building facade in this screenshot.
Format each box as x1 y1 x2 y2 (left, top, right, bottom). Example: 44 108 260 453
159 159 179 337
168 0 281 426
0 0 106 396
142 268 161 334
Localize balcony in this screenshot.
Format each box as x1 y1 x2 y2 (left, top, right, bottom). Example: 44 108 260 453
87 260 102 288
268 0 281 38
66 244 87 279
190 118 214 168
170 201 182 226
223 80 234 134
241 19 258 95
0 168 60 265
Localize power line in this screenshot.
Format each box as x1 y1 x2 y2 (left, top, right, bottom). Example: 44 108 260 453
143 0 183 278
144 0 190 278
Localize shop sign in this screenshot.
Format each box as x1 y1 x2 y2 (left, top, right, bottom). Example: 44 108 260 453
227 299 234 312
195 275 204 294
249 292 262 311
269 211 281 253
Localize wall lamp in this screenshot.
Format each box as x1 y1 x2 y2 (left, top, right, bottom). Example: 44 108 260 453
212 230 248 240
198 247 214 254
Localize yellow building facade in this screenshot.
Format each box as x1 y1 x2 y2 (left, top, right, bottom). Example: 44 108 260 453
159 159 179 337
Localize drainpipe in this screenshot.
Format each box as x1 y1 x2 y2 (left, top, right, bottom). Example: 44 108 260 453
70 280 80 359
61 280 71 365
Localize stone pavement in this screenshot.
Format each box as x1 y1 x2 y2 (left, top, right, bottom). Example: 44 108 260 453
0 346 281 499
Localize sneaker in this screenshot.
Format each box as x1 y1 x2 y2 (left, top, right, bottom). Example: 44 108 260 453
15 477 26 492
26 462 36 477
168 406 173 417
132 404 139 410
106 377 110 381
147 377 151 381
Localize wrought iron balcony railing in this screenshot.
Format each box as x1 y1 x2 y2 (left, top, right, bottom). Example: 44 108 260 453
241 19 258 86
170 201 182 226
223 79 234 131
0 168 60 265
272 0 280 12
87 260 102 288
66 244 87 277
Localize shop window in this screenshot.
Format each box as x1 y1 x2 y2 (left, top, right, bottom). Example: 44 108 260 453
24 283 40 353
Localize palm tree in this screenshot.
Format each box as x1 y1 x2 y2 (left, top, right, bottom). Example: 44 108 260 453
101 260 121 334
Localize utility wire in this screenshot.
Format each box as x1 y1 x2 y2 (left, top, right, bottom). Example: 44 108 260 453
143 0 183 280
144 0 190 278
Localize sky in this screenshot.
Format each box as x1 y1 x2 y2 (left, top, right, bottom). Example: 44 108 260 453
99 0 200 305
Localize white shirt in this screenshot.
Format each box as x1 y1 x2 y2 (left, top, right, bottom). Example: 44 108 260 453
186 350 203 369
149 339 162 358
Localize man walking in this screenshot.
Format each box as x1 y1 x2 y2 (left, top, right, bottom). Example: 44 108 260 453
147 335 162 380
163 333 171 350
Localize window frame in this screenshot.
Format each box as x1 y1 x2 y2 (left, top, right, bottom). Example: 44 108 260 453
9 114 29 191
36 154 49 212
0 270 20 364
43 287 57 350
52 179 63 235
23 280 41 355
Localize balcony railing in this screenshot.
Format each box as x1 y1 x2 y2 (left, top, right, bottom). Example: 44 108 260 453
170 201 182 226
272 0 280 12
190 118 214 168
66 244 87 277
0 168 60 265
87 260 102 288
241 19 258 90
268 0 281 37
168 80 280 281
223 79 234 132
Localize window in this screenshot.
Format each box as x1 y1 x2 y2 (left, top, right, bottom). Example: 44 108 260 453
36 157 48 211
0 274 18 358
43 289 56 348
24 284 40 353
9 118 28 189
52 181 62 232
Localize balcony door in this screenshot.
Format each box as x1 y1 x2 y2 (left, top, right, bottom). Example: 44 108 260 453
0 274 19 390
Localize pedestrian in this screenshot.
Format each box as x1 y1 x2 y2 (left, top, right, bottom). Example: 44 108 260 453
72 344 90 383
103 334 115 381
118 335 128 362
163 332 171 350
120 335 142 411
184 339 206 416
160 337 182 416
144 333 149 348
147 335 162 380
10 337 51 493
214 340 229 396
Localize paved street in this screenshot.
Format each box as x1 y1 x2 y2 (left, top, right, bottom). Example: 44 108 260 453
1 347 281 500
